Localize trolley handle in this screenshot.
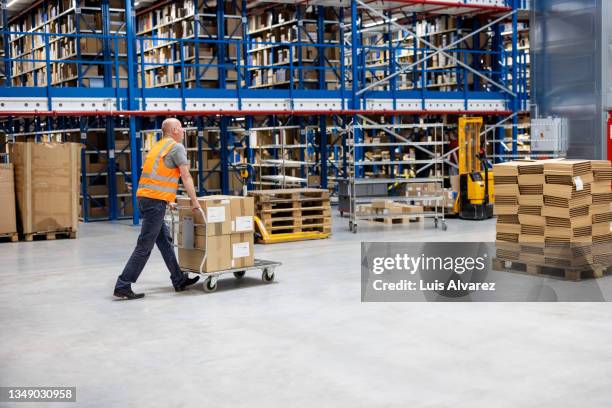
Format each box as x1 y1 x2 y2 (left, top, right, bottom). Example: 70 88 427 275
168 205 208 275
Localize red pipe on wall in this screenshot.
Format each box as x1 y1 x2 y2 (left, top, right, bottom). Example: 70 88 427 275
608 111 612 162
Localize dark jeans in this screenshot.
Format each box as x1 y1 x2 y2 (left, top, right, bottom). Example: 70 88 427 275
115 197 185 290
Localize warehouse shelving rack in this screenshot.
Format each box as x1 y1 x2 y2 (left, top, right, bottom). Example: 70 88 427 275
0 0 528 226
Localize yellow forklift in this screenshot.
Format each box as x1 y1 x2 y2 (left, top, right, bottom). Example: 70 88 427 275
453 117 495 220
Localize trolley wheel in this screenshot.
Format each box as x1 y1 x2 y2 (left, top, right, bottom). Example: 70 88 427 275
442 221 448 231
352 224 357 234
233 271 246 279
349 220 353 231
434 218 439 228
262 268 275 283
203 277 218 293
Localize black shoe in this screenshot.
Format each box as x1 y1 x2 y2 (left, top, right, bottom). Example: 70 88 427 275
175 275 200 292
113 288 145 300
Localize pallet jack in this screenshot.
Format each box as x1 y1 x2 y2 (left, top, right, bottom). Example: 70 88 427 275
453 117 495 220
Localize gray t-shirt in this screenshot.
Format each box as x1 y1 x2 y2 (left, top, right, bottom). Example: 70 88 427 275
163 143 189 169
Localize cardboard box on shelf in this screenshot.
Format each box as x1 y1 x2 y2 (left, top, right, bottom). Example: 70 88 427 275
178 235 231 272
10 143 80 235
231 233 254 269
0 164 17 235
176 195 231 236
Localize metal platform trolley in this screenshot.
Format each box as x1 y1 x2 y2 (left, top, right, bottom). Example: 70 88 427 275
165 205 281 293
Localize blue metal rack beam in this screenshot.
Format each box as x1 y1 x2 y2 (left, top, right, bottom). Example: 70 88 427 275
0 0 527 225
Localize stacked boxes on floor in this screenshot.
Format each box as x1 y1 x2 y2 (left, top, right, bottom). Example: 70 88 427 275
0 164 18 241
10 143 81 239
176 195 254 273
492 161 523 244
494 159 612 273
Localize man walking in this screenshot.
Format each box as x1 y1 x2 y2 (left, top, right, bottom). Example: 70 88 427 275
114 118 201 300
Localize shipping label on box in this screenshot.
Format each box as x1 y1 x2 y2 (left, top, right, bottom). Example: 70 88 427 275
232 242 250 258
234 216 254 232
207 206 226 223
230 233 254 269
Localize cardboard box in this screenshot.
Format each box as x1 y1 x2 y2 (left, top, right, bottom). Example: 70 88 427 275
545 215 591 229
497 223 521 235
519 234 545 243
518 195 543 206
545 225 592 240
494 184 519 196
450 175 459 193
208 195 254 233
543 159 592 176
544 171 593 187
496 232 519 243
543 194 592 208
518 214 545 226
178 235 231 272
176 196 231 236
543 179 591 198
521 224 545 236
541 204 589 219
518 174 545 185
592 181 611 194
231 233 254 269
0 164 17 235
494 204 519 215
10 143 80 235
518 205 541 216
495 195 518 206
494 175 518 185
518 184 544 195
592 222 612 236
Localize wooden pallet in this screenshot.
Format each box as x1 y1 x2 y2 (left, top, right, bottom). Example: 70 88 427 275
251 188 332 236
0 232 19 243
357 204 424 224
23 230 77 242
493 258 610 281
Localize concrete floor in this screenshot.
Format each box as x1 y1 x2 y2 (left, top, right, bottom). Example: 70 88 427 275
1 214 611 407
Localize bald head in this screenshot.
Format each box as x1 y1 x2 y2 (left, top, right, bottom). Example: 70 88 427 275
161 118 184 142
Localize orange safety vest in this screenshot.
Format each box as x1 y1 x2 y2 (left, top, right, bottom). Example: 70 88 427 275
136 138 181 202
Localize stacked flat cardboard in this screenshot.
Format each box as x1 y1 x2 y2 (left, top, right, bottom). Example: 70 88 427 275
10 143 80 236
543 160 594 244
495 159 612 272
0 164 17 237
176 195 254 272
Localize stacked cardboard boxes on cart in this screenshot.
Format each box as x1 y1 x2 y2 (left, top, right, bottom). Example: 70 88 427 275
176 195 255 273
493 159 612 280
